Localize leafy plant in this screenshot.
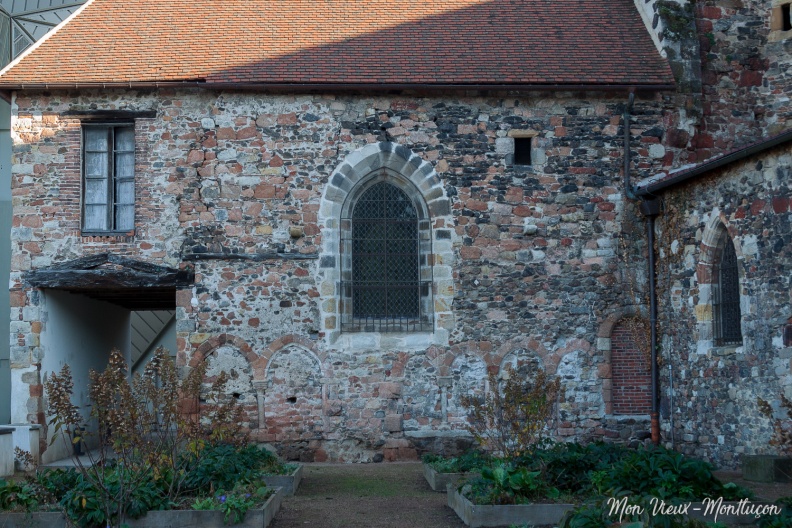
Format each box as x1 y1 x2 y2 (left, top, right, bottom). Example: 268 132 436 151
182 444 285 492
44 347 249 527
529 441 630 494
757 496 792 528
0 478 40 512
464 461 560 505
598 446 751 501
462 365 560 459
422 450 489 473
560 495 729 528
192 484 271 525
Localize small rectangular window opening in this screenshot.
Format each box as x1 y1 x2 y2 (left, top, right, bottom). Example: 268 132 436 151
783 3 792 31
514 137 532 165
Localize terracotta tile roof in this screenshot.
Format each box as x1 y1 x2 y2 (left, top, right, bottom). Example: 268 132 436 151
0 0 675 89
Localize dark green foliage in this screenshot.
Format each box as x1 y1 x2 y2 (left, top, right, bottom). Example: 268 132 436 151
60 467 171 527
182 444 287 493
12 444 290 527
559 495 728 528
465 461 560 505
529 441 630 494
757 497 792 528
595 445 751 501
36 468 82 499
192 484 272 525
552 444 753 528
454 441 753 526
0 478 40 512
422 450 489 473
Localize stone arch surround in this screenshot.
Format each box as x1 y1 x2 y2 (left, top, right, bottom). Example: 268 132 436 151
695 212 746 349
597 307 646 415
188 333 261 375
317 142 456 346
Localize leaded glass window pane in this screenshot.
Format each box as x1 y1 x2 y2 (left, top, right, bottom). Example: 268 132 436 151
713 237 742 346
351 182 419 319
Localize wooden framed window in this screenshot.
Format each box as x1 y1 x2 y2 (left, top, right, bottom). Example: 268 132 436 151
82 124 135 233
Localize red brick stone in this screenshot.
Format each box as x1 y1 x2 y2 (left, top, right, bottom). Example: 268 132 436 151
9 291 26 307
465 200 487 212
216 127 236 140
459 246 482 259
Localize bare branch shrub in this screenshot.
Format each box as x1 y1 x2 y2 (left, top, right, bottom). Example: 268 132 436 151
44 347 248 527
758 395 792 455
462 365 560 459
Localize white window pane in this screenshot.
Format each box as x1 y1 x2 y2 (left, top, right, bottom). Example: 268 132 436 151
115 152 134 178
114 127 134 151
84 128 108 151
115 205 134 230
85 152 108 177
115 181 134 205
84 205 108 231
85 179 108 204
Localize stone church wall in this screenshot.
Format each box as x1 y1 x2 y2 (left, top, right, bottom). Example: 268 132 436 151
9 88 672 461
652 143 792 467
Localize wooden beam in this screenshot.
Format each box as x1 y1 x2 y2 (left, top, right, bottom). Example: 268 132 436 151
25 268 193 289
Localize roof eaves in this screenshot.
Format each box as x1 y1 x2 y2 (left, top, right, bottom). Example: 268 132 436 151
0 80 678 93
637 128 792 196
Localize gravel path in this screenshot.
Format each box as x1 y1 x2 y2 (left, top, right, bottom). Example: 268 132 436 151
270 462 467 528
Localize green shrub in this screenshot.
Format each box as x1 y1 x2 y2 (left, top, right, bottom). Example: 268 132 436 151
44 347 249 526
529 441 630 494
36 468 82 499
0 478 40 512
422 450 489 473
464 461 560 505
757 497 792 528
60 467 171 527
598 446 751 501
192 483 272 525
182 444 288 493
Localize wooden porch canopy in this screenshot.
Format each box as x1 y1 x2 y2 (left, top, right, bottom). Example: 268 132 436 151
24 253 193 310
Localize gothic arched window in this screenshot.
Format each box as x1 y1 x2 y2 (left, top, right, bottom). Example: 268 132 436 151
340 174 433 332
713 234 742 346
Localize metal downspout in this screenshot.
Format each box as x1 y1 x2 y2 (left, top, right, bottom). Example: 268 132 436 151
625 89 661 444
648 213 660 444
640 199 661 445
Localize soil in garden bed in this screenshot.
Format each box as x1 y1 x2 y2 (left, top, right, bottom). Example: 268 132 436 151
270 462 466 528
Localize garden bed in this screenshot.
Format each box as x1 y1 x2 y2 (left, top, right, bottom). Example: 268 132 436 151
0 488 283 528
262 464 303 497
447 486 574 527
422 462 465 492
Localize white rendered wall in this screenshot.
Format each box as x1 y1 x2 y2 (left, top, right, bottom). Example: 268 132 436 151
38 290 131 463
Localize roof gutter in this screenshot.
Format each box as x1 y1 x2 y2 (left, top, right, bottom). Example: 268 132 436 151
0 80 677 96
637 127 792 195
